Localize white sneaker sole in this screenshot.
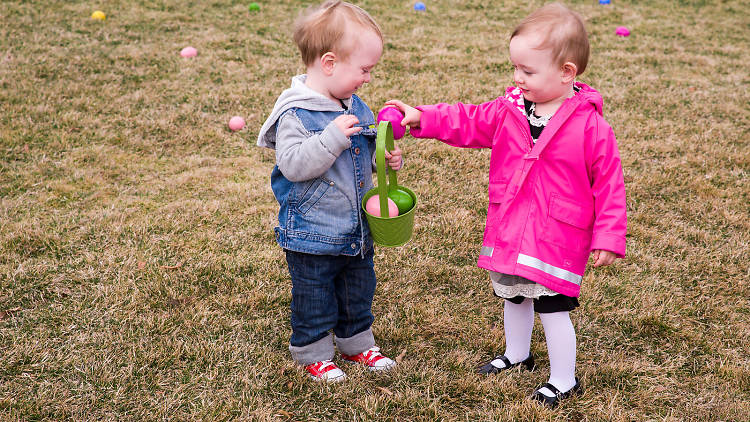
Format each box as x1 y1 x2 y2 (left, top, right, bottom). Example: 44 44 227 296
309 371 347 383
354 359 396 372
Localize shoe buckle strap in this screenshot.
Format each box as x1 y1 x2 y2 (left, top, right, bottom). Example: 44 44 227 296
491 355 512 369
541 382 561 396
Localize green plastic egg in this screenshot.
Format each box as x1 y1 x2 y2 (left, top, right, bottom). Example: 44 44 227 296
388 189 414 215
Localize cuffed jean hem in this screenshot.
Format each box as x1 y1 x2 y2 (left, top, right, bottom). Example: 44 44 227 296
335 328 375 356
289 333 335 366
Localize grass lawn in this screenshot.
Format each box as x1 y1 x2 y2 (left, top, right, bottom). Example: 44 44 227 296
1 0 748 420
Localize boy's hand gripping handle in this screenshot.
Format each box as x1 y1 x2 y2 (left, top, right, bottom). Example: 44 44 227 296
375 121 398 218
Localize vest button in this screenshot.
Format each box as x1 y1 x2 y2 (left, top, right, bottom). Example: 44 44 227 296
329 181 334 186
354 147 361 154
351 243 357 249
359 181 364 188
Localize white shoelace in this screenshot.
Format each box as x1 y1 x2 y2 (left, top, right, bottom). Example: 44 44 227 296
317 360 336 370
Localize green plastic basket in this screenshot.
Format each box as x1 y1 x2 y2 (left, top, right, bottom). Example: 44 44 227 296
361 121 417 247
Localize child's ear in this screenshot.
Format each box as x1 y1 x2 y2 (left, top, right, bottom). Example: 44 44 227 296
321 52 336 76
561 61 577 83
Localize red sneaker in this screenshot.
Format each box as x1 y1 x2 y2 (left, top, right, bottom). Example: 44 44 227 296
304 360 346 382
340 346 396 371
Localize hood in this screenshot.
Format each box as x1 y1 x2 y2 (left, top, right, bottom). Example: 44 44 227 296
503 81 604 117
573 81 603 115
256 74 350 149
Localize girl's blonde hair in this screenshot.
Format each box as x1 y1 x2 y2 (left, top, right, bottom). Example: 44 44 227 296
293 0 382 66
511 3 589 75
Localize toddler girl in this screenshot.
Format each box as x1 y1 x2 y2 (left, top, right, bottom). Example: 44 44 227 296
386 3 626 408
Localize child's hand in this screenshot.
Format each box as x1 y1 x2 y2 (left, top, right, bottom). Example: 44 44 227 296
591 250 616 267
385 145 403 170
384 100 422 129
333 114 363 137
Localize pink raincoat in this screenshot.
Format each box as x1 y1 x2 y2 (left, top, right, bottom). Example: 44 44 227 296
411 83 627 297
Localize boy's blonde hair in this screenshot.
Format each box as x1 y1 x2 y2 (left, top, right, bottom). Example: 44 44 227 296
293 0 383 67
511 3 589 75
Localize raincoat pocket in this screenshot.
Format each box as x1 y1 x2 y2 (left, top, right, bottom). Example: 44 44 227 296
487 180 508 223
488 180 508 204
540 194 594 252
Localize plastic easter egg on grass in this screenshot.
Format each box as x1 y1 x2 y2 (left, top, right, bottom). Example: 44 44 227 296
365 195 399 218
228 116 246 131
388 189 414 215
180 46 198 58
377 106 406 140
414 2 426 11
248 2 260 11
615 26 630 37
91 10 106 20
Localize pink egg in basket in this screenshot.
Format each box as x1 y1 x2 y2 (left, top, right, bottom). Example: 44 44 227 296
377 106 406 140
365 195 399 218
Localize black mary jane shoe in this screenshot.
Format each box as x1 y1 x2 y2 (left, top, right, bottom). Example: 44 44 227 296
477 354 535 375
531 377 583 409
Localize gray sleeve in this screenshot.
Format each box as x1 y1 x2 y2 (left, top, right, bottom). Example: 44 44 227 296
275 111 352 182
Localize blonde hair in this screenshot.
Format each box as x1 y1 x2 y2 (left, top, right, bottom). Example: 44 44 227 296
511 3 589 75
293 0 383 67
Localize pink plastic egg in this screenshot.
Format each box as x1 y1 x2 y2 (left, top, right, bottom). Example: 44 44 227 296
615 26 630 37
228 116 245 131
377 106 406 140
180 46 198 58
365 195 399 218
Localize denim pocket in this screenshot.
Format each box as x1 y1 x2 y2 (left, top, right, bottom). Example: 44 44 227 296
359 126 377 138
296 178 332 215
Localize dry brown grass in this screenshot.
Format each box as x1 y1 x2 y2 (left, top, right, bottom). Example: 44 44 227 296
1 0 748 420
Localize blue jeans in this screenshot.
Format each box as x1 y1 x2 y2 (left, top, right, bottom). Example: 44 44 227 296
286 248 376 348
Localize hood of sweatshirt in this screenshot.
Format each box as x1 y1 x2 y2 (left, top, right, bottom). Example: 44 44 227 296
256 74 350 149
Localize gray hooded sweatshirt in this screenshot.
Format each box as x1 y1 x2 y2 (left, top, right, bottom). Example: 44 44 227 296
257 75 356 182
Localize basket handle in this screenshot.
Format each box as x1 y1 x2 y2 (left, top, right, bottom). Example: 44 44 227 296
375 121 398 218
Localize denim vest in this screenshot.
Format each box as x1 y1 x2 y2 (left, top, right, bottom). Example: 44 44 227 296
271 95 376 256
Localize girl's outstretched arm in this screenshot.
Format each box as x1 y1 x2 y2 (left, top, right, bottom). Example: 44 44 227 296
388 99 504 149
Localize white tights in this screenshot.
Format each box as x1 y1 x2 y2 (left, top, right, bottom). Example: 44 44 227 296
502 298 577 396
